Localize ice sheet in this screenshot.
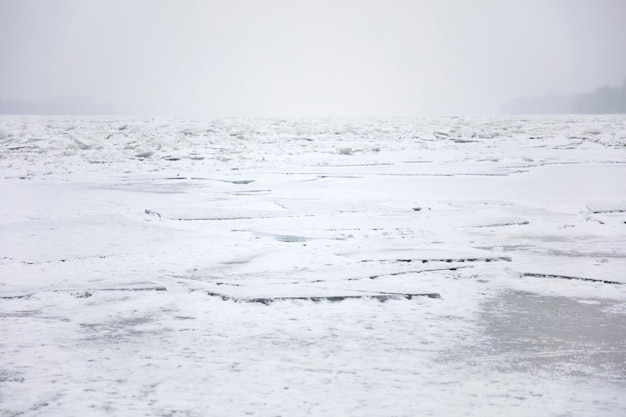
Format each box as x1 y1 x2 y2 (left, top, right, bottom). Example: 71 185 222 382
1 115 626 416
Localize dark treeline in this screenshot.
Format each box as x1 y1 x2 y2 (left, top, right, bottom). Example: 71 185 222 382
503 80 626 114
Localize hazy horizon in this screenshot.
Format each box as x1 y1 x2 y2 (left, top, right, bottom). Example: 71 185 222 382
2 0 625 117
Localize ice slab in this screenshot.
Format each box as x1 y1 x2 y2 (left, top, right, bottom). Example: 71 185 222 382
0 214 188 264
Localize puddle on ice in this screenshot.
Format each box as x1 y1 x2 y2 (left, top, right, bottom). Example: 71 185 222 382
469 291 626 384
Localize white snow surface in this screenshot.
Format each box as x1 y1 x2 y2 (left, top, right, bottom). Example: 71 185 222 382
1 114 626 416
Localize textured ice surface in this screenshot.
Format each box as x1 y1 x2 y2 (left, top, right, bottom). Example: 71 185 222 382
1 115 626 416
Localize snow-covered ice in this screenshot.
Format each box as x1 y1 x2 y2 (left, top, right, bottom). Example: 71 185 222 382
1 115 626 416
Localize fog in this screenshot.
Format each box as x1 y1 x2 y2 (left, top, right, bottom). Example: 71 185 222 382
1 0 625 117
503 80 626 114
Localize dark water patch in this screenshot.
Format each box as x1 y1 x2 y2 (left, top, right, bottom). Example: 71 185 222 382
470 220 529 228
523 272 625 286
362 256 512 264
0 286 165 300
206 291 441 304
366 266 471 280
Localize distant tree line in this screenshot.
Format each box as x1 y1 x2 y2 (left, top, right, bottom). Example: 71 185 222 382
0 95 118 115
503 80 626 114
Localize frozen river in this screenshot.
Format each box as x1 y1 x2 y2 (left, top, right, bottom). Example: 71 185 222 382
1 115 626 416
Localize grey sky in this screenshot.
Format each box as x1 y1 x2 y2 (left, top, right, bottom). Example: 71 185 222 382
1 0 625 116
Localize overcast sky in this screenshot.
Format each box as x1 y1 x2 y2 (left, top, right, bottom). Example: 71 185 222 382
1 0 625 117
